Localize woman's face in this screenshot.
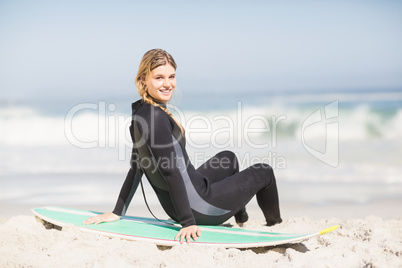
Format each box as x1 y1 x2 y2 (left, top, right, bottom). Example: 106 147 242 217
145 63 176 103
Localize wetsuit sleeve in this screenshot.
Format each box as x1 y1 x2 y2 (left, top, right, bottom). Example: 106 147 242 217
112 164 143 216
149 110 196 227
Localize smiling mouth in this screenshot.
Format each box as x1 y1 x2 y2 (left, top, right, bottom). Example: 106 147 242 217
159 89 172 94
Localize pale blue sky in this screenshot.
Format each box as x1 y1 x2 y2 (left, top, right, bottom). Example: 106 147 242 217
0 0 401 101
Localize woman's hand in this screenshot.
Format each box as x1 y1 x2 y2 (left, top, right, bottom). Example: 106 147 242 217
175 225 201 244
83 212 121 225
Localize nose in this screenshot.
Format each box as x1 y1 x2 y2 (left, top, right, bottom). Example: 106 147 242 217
163 78 171 88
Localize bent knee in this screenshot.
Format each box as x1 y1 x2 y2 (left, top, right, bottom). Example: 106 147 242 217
251 163 275 185
217 150 238 163
251 163 272 170
217 150 236 159
217 150 239 172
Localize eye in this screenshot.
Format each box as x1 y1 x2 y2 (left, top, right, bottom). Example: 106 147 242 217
169 75 176 79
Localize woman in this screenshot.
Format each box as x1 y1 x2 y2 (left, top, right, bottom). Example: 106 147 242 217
84 49 282 244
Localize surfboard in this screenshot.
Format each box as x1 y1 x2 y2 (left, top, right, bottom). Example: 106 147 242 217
32 206 338 249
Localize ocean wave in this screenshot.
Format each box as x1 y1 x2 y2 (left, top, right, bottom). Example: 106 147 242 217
0 102 401 147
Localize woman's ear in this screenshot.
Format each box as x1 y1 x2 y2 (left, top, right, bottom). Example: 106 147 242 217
140 75 146 84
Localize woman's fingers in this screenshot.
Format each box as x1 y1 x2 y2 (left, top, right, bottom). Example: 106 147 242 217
174 232 180 241
83 217 96 225
83 216 100 225
192 228 201 241
175 225 201 244
190 232 196 242
82 213 120 225
186 233 191 243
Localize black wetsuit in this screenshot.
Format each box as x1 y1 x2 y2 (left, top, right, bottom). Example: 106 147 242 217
112 100 282 227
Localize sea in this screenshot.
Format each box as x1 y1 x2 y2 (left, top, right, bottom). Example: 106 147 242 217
1 88 401 215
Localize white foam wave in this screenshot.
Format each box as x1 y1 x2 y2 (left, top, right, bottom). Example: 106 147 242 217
1 103 401 147
0 107 67 146
179 104 402 144
0 106 132 147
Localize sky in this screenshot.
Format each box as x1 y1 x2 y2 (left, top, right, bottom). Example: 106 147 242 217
0 0 401 102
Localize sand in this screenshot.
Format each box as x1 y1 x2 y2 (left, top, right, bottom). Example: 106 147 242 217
0 204 401 268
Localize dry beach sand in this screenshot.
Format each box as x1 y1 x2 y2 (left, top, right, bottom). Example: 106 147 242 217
0 203 401 268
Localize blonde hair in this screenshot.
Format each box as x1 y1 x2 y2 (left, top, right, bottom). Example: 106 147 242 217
135 49 184 135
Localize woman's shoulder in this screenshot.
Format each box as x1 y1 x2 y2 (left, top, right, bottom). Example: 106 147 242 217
133 100 170 121
131 99 144 113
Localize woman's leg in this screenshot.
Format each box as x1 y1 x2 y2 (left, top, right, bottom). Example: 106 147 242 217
207 163 282 226
196 151 248 223
254 165 282 226
196 150 239 183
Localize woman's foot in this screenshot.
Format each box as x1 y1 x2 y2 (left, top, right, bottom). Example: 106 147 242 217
237 221 248 227
265 218 283 226
234 207 249 227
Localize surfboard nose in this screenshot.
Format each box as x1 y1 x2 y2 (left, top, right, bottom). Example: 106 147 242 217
319 225 339 235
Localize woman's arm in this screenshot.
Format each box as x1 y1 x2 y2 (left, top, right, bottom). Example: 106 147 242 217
112 165 143 216
84 104 143 225
83 161 143 225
